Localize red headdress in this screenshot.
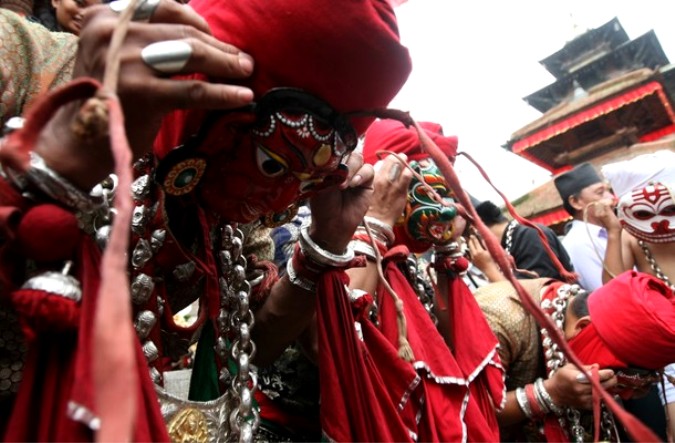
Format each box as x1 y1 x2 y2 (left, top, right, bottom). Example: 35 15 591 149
154 0 413 158
362 119 458 165
587 270 675 370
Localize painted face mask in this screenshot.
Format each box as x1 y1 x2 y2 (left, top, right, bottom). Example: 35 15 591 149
394 159 458 252
617 182 675 243
158 88 357 224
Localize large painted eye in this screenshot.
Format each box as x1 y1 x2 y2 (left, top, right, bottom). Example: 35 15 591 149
256 145 288 177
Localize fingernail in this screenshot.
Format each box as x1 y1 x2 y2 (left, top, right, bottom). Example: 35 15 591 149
351 174 363 186
576 373 589 383
238 53 254 74
237 88 254 102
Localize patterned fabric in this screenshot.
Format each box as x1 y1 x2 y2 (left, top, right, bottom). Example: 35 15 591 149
474 278 553 392
474 278 555 441
0 9 76 127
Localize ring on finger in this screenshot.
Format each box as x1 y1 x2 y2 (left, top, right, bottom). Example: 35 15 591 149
388 163 401 182
141 40 193 74
109 0 160 22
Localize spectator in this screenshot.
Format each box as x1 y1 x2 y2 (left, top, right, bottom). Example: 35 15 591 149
51 0 100 34
473 199 574 281
554 163 614 291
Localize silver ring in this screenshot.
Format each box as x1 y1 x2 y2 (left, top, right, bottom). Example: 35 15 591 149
388 163 402 182
141 40 192 74
109 0 160 21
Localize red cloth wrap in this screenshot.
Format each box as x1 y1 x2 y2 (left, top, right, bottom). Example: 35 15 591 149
338 245 502 441
317 270 418 442
587 270 675 369
153 0 412 158
362 119 458 165
568 323 627 369
5 236 169 441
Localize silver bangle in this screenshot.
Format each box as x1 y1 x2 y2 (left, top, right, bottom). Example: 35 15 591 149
299 226 354 268
285 257 315 292
362 216 395 245
515 387 533 419
350 239 376 261
7 151 102 212
535 378 564 416
354 226 390 247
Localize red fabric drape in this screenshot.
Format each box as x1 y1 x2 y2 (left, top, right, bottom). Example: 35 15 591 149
377 250 502 442
317 271 417 442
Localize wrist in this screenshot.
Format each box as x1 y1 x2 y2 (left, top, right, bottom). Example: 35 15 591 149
36 104 113 191
307 224 351 255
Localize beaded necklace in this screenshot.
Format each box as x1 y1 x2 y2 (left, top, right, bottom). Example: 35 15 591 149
638 240 675 291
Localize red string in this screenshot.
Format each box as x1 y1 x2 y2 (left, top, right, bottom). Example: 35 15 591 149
458 151 577 284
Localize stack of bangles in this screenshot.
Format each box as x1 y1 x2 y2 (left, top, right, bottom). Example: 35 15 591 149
515 378 565 420
349 216 394 262
286 225 355 292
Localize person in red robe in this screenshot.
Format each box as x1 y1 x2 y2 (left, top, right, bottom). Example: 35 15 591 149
0 0 413 440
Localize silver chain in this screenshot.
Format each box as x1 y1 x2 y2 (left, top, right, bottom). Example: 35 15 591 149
217 225 259 442
639 240 675 291
540 284 621 442
504 220 517 255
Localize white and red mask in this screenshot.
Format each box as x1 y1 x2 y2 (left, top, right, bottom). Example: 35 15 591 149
618 182 675 243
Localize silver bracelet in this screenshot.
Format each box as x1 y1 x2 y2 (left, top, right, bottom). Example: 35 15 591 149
7 151 102 212
362 216 395 245
350 239 376 261
535 378 564 416
515 387 533 419
299 226 354 268
354 226 390 247
532 378 551 414
285 257 315 292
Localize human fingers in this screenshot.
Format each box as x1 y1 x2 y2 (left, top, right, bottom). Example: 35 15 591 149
126 77 253 110
91 0 212 34
341 152 366 189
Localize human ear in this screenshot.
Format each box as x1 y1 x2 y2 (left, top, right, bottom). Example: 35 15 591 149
573 315 591 335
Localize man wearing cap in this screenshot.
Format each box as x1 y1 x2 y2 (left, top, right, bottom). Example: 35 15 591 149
554 163 615 291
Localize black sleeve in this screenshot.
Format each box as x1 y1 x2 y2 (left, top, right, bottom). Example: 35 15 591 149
509 224 572 280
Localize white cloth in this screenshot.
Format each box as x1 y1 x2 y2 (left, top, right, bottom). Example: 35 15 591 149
601 150 675 198
660 364 675 405
562 220 607 291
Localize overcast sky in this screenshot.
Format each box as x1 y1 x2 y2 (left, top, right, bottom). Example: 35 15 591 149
390 0 675 204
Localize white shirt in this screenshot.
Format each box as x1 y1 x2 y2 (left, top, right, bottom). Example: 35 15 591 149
562 220 608 292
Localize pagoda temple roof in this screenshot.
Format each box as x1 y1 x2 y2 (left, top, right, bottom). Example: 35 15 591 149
504 65 675 171
540 17 629 79
524 31 669 113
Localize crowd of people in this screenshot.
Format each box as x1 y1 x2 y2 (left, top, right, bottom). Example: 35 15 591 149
0 0 674 441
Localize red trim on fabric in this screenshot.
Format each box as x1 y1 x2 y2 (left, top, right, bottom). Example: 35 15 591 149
513 82 670 154
530 208 572 227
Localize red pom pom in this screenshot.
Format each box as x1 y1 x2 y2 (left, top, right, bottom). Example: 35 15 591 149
17 204 82 261
10 288 80 335
451 256 470 273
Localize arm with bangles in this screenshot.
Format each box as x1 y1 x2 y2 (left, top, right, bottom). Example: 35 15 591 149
345 153 413 295
498 363 616 426
253 152 376 366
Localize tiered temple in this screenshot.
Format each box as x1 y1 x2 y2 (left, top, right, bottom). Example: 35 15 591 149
504 17 675 232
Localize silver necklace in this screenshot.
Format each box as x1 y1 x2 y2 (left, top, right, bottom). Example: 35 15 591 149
638 240 675 291
504 220 518 255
